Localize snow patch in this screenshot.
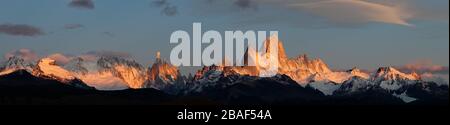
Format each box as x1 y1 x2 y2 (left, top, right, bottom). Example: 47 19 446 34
308 82 341 95
393 92 417 103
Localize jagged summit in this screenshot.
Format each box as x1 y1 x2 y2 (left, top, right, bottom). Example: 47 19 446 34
373 67 421 81
2 56 33 69
97 56 143 69
243 33 287 68
264 33 288 62
0 37 448 104
197 34 336 84
147 51 183 88
156 51 161 62
0 56 34 75
96 56 147 89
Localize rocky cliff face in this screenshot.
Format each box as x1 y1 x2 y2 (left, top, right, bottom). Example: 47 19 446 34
146 51 186 92
96 56 147 89
196 34 338 85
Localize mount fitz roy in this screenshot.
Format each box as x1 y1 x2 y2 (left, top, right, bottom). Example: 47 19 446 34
0 34 448 105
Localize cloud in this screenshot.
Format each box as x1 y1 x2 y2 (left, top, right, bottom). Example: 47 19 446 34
102 32 115 37
45 51 133 65
161 5 177 16
194 0 448 27
152 0 178 16
289 0 413 26
84 51 132 59
393 60 449 85
78 54 98 62
201 0 257 10
64 24 84 30
421 73 449 85
233 0 258 10
69 0 95 9
47 53 73 65
395 0 449 21
0 24 44 36
4 49 38 61
396 60 449 74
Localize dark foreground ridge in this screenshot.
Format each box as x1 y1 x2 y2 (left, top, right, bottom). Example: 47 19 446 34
0 70 448 105
0 70 449 124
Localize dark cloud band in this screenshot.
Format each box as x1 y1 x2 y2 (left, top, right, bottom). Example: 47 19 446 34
234 0 257 10
69 0 95 9
152 0 178 16
0 24 44 37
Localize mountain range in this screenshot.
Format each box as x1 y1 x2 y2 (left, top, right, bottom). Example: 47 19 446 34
0 34 448 105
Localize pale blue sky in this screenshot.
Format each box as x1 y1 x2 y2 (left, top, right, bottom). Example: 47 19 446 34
0 0 448 73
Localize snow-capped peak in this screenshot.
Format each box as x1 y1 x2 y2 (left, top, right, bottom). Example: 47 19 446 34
32 58 76 82
194 35 336 85
2 56 33 69
0 56 34 75
58 56 130 90
97 56 147 89
373 67 421 81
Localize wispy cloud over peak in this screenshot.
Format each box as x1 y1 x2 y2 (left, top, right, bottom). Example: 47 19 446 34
4 49 38 62
47 53 73 65
45 51 133 65
396 60 449 74
290 0 413 26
